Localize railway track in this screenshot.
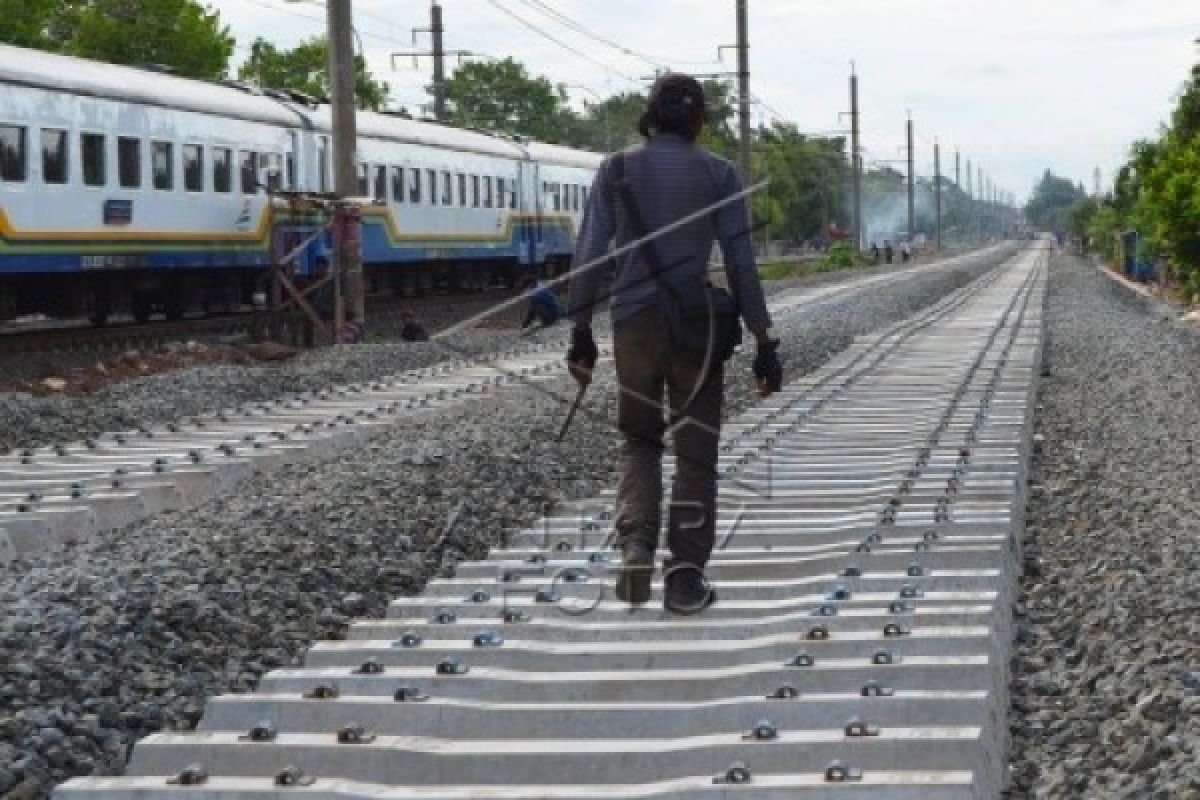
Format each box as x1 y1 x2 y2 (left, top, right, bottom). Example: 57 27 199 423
0 246 1011 565
48 243 1044 799
0 288 520 359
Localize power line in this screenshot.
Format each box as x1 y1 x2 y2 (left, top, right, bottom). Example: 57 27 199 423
482 0 640 86
513 0 721 68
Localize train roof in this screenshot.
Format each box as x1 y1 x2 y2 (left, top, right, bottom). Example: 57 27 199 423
0 45 607 166
0 44 305 127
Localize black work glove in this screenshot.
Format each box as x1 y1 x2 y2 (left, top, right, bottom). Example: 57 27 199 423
753 340 783 397
566 327 599 387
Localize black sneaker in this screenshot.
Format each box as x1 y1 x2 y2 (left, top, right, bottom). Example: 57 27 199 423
614 540 654 606
663 563 716 614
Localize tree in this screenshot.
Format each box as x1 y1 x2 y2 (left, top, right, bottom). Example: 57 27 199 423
1025 169 1087 231
441 58 576 143
0 0 56 49
0 0 234 81
239 36 390 111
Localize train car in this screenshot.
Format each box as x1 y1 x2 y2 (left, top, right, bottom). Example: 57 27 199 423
0 44 605 324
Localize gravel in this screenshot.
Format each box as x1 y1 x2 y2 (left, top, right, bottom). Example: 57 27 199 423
1007 253 1200 799
0 249 1006 455
0 247 1012 799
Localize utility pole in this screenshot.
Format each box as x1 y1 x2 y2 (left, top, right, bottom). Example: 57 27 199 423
735 0 753 193
431 2 446 121
977 165 984 241
955 149 961 188
328 0 362 329
934 141 942 251
906 115 915 240
849 70 863 252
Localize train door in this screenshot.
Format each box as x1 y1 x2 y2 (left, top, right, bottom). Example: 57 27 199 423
517 157 544 269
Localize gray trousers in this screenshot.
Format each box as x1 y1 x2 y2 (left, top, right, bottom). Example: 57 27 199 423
613 308 723 568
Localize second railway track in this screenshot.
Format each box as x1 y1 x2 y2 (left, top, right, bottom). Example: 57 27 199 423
52 243 1045 799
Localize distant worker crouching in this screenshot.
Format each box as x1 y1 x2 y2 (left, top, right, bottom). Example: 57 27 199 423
566 73 783 615
521 275 564 332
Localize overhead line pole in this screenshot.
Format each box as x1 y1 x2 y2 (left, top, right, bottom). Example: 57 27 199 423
905 115 915 241
736 0 753 195
934 140 942 252
850 69 863 252
431 2 447 121
328 0 362 330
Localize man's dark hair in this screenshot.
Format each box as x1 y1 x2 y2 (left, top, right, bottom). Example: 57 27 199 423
638 73 708 142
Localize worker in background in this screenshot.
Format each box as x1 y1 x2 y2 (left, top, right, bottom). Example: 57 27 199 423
901 241 912 263
870 242 881 263
399 310 429 342
883 240 895 265
339 308 364 344
521 274 564 332
566 73 783 615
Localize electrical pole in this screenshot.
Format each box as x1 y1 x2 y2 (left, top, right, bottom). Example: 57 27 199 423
431 2 446 121
955 149 961 188
850 70 863 252
977 165 984 241
934 141 942 252
736 0 753 195
906 115 915 240
328 0 363 329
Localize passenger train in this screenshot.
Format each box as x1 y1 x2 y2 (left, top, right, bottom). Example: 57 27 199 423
0 44 604 324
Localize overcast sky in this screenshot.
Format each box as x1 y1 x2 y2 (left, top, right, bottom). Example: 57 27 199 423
209 0 1198 201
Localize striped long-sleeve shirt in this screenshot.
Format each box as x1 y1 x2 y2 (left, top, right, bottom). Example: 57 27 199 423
566 134 772 335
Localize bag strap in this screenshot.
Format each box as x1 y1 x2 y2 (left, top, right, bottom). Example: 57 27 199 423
611 151 677 294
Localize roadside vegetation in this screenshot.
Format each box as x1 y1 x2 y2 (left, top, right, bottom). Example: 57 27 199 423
759 243 874 281
1047 43 1200 304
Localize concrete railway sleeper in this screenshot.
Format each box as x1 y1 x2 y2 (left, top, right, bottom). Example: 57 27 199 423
56 245 1046 799
0 246 1012 566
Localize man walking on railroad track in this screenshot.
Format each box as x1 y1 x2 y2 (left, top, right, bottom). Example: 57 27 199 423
566 73 783 614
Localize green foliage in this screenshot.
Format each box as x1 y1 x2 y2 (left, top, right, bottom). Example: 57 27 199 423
1096 43 1200 299
1088 204 1122 261
0 0 234 80
1025 170 1087 231
442 58 575 143
822 242 860 269
752 123 847 243
0 0 57 49
239 36 390 111
758 262 796 281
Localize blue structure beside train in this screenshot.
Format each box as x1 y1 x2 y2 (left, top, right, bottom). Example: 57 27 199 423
0 44 602 323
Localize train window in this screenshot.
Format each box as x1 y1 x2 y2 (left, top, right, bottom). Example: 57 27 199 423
118 137 141 189
285 153 295 189
373 165 387 202
183 144 203 191
81 133 106 187
356 163 369 197
483 176 493 208
553 183 562 212
496 177 506 207
457 173 466 206
582 186 588 207
212 147 232 193
442 171 452 206
262 153 283 192
240 150 259 193
0 125 25 182
41 129 68 185
317 137 330 193
152 141 173 190
391 167 404 203
510 180 518 209
471 175 480 207
409 167 421 203
427 169 437 205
